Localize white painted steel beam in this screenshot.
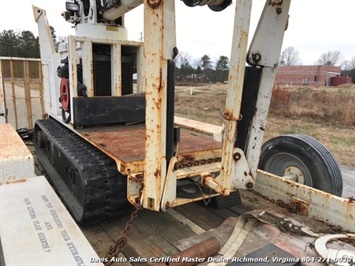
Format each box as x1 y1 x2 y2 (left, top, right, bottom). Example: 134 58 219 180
245 0 291 177
220 0 254 193
143 0 176 210
254 170 355 232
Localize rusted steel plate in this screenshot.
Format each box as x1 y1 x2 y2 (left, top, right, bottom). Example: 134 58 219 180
78 125 221 174
78 124 146 163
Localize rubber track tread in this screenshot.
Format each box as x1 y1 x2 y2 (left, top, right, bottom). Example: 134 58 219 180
35 119 127 225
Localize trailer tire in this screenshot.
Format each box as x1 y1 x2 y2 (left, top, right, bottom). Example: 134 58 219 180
258 134 343 196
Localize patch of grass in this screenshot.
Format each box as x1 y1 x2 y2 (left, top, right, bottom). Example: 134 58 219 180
269 87 355 127
330 135 355 150
175 84 355 168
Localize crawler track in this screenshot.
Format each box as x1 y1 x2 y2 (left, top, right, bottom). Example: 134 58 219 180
34 119 128 225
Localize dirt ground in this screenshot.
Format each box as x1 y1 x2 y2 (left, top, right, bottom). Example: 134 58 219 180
175 84 355 168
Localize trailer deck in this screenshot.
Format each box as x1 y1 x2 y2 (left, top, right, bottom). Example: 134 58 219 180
1 123 354 266
80 190 355 266
77 123 222 175
29 141 355 266
27 120 355 266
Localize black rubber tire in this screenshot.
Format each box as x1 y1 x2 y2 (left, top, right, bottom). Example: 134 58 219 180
258 134 343 196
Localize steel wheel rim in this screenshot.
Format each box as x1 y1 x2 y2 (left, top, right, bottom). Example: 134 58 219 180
264 152 313 186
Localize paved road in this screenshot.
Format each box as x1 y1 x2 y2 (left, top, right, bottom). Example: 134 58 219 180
340 166 355 199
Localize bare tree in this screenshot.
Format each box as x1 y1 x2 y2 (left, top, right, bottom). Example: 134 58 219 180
317 51 343 66
350 55 355 69
279 46 301 66
175 51 192 69
340 58 354 70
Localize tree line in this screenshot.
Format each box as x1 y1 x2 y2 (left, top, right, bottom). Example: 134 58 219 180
0 30 40 58
0 28 57 58
176 53 230 83
1 29 354 83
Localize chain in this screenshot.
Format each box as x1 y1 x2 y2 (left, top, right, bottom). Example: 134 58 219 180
105 208 140 266
194 179 212 206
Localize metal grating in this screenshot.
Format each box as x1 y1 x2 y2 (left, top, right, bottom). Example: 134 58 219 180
121 56 133 95
93 54 111 96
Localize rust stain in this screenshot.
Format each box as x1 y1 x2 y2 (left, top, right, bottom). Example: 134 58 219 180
154 169 160 178
288 200 308 214
128 196 143 210
5 179 27 185
269 0 283 7
181 154 195 162
276 199 286 208
221 188 228 196
223 109 238 121
129 174 144 183
78 124 221 174
253 190 309 215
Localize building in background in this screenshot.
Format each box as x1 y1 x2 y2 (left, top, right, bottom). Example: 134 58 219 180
329 76 352 86
275 65 348 87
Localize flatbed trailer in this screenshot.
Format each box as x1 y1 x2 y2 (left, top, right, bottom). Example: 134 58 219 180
30 121 355 265
1 116 355 266
1 0 355 265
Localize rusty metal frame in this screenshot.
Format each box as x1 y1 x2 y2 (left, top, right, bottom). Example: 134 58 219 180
142 0 176 210
219 0 254 195
47 35 143 124
254 170 355 232
144 0 293 210
32 1 315 216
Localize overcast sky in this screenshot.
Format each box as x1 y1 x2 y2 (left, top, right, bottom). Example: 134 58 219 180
0 0 354 66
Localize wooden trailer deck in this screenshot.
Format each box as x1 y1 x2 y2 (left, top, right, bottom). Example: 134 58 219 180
79 191 355 266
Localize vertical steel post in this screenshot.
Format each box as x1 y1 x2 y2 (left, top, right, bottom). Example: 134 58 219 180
112 43 122 96
246 0 291 177
219 0 254 193
143 0 176 210
82 41 94 97
0 60 6 123
68 36 78 124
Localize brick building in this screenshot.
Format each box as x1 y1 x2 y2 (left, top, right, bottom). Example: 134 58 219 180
275 65 341 87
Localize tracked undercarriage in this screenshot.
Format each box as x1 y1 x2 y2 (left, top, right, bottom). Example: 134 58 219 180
35 119 128 225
